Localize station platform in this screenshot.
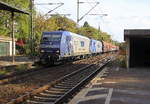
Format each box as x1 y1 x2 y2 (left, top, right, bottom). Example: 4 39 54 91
0 56 34 69
69 67 150 104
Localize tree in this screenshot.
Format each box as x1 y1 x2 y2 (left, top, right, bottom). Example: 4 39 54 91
83 21 90 27
0 1 118 55
0 0 30 39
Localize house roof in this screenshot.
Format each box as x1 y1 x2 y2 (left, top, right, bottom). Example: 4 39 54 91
0 1 29 14
0 36 16 42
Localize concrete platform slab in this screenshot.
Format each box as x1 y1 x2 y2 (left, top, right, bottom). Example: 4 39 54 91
68 67 150 104
0 56 33 68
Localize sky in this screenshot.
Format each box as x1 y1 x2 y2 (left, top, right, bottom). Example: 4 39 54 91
35 0 150 42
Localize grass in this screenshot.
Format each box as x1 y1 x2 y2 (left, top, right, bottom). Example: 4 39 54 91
115 55 126 68
108 54 126 68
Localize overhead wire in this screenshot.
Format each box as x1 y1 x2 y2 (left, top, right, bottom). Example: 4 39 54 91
84 0 119 41
89 0 118 40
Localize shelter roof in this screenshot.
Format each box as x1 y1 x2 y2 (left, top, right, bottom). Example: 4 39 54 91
124 29 150 40
0 1 29 14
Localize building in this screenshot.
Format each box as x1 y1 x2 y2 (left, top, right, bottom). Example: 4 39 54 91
0 36 15 56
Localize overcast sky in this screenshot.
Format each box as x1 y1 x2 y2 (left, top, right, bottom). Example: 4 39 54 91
35 0 150 42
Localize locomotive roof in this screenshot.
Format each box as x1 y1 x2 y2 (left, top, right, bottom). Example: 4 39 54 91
42 31 90 39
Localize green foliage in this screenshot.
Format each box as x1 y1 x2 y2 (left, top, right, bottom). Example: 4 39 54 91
0 0 30 55
78 21 112 42
119 42 126 50
116 55 126 68
83 21 90 27
0 1 119 55
0 10 11 36
33 14 78 54
0 0 30 37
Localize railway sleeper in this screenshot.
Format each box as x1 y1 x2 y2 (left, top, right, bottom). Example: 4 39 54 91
52 86 71 90
62 81 80 85
63 79 80 83
54 85 73 89
33 96 57 102
44 89 65 93
56 83 75 87
41 91 65 95
65 77 85 82
65 77 86 82
38 93 62 98
34 94 61 99
26 100 53 104
39 92 63 96
60 81 78 85
49 88 69 91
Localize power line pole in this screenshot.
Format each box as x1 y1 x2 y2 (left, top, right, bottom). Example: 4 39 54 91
88 13 107 31
77 0 100 24
30 0 34 59
77 0 79 23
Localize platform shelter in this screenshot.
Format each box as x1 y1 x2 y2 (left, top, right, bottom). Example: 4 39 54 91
0 1 29 63
124 29 150 68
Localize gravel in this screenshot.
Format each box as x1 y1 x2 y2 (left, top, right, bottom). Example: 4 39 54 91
0 54 107 103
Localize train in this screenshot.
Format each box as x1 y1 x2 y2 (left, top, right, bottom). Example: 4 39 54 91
39 31 119 64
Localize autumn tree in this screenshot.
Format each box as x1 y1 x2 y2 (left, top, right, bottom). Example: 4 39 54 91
0 1 118 55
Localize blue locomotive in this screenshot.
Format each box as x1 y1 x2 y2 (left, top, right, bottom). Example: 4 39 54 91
40 31 91 64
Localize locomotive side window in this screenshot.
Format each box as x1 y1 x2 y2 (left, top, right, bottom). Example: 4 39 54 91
80 41 84 47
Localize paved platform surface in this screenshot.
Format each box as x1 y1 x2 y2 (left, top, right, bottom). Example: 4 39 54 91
0 56 33 67
69 67 150 104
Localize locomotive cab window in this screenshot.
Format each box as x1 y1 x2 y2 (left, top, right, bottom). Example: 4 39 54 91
52 35 62 41
42 34 62 42
42 37 48 41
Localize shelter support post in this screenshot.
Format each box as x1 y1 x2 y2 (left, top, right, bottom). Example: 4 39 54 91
11 12 15 63
126 38 130 69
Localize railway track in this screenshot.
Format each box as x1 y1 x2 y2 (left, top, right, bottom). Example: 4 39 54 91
0 60 86 84
0 54 107 85
7 55 114 104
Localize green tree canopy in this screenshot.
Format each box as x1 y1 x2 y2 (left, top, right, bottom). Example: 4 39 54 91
0 1 119 55
0 0 30 40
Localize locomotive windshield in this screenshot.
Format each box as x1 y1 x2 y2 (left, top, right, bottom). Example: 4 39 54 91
40 33 62 49
42 34 62 42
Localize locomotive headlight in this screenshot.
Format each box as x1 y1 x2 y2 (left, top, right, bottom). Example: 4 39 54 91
41 50 44 52
56 50 59 53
